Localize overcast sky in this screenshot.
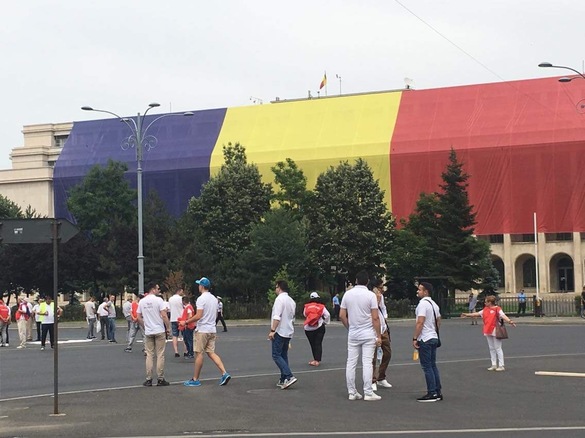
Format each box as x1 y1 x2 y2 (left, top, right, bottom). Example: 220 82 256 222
0 0 583 170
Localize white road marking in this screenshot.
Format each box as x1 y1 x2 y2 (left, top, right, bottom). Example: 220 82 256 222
535 371 585 378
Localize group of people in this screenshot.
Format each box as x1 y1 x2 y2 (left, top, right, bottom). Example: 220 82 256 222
0 294 62 350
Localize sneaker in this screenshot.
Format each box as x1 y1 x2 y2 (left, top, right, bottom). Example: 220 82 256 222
183 379 201 387
124 347 132 352
364 393 382 401
436 393 444 401
417 393 439 403
371 382 377 391
348 392 363 401
186 355 194 359
157 379 170 386
184 352 188 357
0 344 4 347
281 376 297 389
487 366 497 371
276 380 285 389
377 379 393 388
143 379 152 387
174 353 180 358
219 373 231 386
17 345 24 349
495 367 505 372
40 347 45 351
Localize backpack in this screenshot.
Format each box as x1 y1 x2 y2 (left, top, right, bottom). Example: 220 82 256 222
304 302 324 327
0 303 9 321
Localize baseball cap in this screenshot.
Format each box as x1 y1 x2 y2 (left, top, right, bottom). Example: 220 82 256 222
196 277 211 288
310 292 320 299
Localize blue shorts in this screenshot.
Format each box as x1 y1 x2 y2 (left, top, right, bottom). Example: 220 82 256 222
171 321 180 337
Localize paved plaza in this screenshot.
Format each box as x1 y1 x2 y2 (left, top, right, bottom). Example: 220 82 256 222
1 318 585 437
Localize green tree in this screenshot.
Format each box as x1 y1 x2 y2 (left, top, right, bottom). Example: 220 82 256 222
306 159 394 286
271 158 311 217
184 143 272 296
266 265 302 306
0 194 23 218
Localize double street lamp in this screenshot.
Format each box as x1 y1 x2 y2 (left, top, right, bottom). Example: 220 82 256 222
81 104 193 294
538 62 585 82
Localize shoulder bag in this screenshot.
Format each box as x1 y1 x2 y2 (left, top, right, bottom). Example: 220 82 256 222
494 307 509 340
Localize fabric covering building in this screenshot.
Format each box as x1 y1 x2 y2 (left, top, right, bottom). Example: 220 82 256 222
48 76 585 294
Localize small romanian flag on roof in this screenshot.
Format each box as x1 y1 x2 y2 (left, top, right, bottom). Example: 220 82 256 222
319 72 327 90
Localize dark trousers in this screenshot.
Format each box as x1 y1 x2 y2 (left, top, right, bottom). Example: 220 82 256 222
100 316 109 339
36 321 41 341
517 302 526 315
216 314 227 331
41 323 54 347
334 305 340 321
304 324 326 361
372 330 392 382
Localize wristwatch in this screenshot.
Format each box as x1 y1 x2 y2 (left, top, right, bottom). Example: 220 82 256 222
270 329 276 332
412 338 418 341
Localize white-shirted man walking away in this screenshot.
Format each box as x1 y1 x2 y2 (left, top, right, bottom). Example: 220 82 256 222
340 270 382 401
268 279 297 389
137 282 171 387
168 287 185 358
182 277 231 387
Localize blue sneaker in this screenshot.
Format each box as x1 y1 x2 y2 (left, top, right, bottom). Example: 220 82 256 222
219 373 231 386
183 379 201 387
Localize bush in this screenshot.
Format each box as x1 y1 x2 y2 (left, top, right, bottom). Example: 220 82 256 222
60 304 85 321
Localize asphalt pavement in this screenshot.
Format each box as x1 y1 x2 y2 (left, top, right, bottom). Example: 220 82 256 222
1 317 585 438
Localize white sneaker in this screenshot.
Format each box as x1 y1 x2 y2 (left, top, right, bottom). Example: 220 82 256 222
364 393 381 401
17 345 24 349
281 376 297 389
377 379 393 388
487 366 497 371
495 367 505 372
371 382 377 391
348 392 363 401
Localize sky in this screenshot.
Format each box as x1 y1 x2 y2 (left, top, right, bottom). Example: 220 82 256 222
0 0 583 170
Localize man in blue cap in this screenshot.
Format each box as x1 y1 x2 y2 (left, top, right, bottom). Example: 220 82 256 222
182 277 231 387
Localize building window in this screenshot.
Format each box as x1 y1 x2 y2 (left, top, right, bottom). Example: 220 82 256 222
545 233 573 242
488 234 504 244
511 234 534 243
54 135 68 148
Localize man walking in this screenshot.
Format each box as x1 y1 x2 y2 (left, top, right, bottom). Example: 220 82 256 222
168 287 185 358
107 295 117 343
125 293 143 353
412 282 443 402
182 277 231 387
340 270 382 401
137 283 171 387
84 296 97 339
216 296 227 332
268 280 297 390
517 289 527 317
97 297 109 340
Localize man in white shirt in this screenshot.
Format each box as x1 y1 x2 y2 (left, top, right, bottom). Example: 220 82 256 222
268 280 297 390
106 295 117 343
137 283 170 387
122 295 132 342
84 296 97 339
412 282 443 402
340 270 382 401
97 298 109 340
168 287 185 358
182 277 231 387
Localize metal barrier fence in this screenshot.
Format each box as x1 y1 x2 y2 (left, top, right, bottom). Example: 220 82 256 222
438 296 580 318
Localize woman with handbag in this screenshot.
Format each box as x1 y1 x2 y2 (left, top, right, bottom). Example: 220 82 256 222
461 295 516 371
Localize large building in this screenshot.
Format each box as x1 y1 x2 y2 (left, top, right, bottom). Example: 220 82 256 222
2 76 585 296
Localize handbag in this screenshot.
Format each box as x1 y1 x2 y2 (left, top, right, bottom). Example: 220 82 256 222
494 308 508 340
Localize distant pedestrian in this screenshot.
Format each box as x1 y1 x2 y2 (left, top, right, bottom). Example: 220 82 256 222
303 292 330 366
369 278 392 391
137 283 171 387
413 282 443 402
84 296 97 339
461 295 516 371
332 293 341 321
340 270 382 401
39 295 61 350
125 294 143 353
107 295 117 343
0 298 11 347
169 287 185 358
517 289 527 316
122 295 132 340
97 298 109 340
216 296 227 332
182 277 231 388
581 286 585 317
179 295 196 359
468 293 478 325
15 296 31 348
32 297 43 341
268 279 297 390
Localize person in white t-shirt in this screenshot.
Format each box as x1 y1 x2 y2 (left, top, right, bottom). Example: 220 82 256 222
168 288 185 358
340 270 382 401
84 296 97 339
182 277 231 388
137 283 170 387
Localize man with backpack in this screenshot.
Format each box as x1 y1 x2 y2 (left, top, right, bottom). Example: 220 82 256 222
303 292 330 366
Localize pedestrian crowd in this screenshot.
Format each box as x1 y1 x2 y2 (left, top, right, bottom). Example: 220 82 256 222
0 271 518 403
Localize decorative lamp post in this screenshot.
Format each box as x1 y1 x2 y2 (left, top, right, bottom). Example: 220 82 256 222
81 104 193 294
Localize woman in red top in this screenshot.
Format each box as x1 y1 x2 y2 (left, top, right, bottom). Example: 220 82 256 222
461 295 516 371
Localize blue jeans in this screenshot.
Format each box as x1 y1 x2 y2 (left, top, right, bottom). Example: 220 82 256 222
108 318 116 341
418 338 441 395
271 332 293 381
183 328 194 356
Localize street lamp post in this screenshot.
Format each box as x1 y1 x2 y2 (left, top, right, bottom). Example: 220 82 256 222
81 104 193 294
538 62 585 82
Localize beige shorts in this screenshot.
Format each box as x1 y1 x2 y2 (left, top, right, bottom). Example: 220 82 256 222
194 332 216 353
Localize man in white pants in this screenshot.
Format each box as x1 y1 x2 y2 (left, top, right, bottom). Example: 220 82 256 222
340 270 382 401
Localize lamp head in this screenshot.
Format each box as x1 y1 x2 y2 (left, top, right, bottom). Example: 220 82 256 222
538 62 553 68
183 111 194 116
81 106 94 111
148 103 160 108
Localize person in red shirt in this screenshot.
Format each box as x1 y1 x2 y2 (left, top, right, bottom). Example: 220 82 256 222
125 294 144 353
461 295 516 371
179 295 196 359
